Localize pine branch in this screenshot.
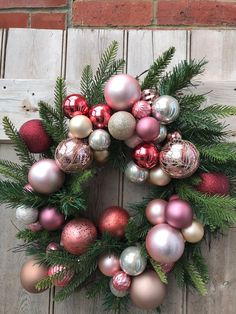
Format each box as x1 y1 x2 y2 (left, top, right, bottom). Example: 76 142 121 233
198 143 236 163
185 263 207 295
201 104 236 118
86 275 110 299
80 65 93 102
150 258 168 284
0 160 27 183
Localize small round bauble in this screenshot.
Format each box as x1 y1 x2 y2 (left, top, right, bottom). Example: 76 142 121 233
154 124 167 144
19 119 52 153
161 262 175 273
130 270 166 310
20 259 48 293
112 271 131 291
133 143 159 169
98 206 129 237
93 150 109 164
197 172 230 196
165 199 193 229
149 166 171 186
110 279 128 298
27 221 43 232
136 117 160 142
146 224 185 263
88 129 111 151
120 246 146 276
108 111 136 140
169 194 179 201
132 100 151 119
104 74 141 111
69 115 93 138
63 94 89 118
89 104 111 129
48 265 74 287
46 242 60 253
61 218 97 255
39 207 65 231
24 183 34 193
124 133 142 149
125 161 149 184
98 253 121 277
55 138 93 173
182 220 204 243
28 159 65 194
152 95 180 124
141 89 159 106
146 199 167 225
16 206 38 225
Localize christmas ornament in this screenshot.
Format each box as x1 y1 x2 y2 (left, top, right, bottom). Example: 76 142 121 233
98 253 120 277
39 207 65 231
88 129 111 151
20 259 48 293
146 224 185 263
145 199 167 225
125 161 149 184
89 104 111 129
154 124 167 144
63 94 89 118
24 183 34 193
93 150 109 164
130 270 166 310
48 265 74 287
61 218 97 255
197 172 230 196
120 246 146 276
16 206 38 225
133 143 159 169
108 111 136 140
104 74 141 110
169 194 179 201
69 115 93 138
28 159 65 194
98 206 129 237
132 100 151 119
141 89 159 106
182 220 204 243
46 242 60 253
149 166 171 186
152 95 180 124
27 221 43 232
109 279 128 297
161 262 175 273
19 119 52 153
165 199 193 229
136 117 160 142
112 271 131 291
124 133 142 149
55 138 93 173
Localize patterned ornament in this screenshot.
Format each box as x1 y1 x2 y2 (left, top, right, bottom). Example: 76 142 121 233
110 279 128 297
197 172 230 196
63 94 89 118
48 265 74 287
165 199 193 229
88 129 111 151
133 143 159 169
89 104 111 129
16 206 38 225
145 199 167 225
149 166 171 186
181 220 204 243
136 117 160 142
132 100 151 119
108 111 136 140
112 271 131 291
98 253 121 277
152 95 180 124
69 115 93 138
39 207 65 231
125 161 149 184
120 246 147 276
141 89 159 106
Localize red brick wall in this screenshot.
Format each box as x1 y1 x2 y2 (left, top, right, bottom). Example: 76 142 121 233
0 0 236 29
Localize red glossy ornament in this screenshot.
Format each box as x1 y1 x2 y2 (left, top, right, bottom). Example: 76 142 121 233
132 100 151 119
48 265 74 287
89 104 111 129
197 172 230 196
112 271 131 291
133 143 159 169
63 94 89 118
27 221 43 232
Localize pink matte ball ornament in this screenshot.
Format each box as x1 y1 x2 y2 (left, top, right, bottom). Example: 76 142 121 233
98 253 121 277
39 207 65 231
165 199 193 229
124 133 143 149
132 100 151 119
27 221 43 232
146 199 167 225
136 117 160 142
169 194 179 201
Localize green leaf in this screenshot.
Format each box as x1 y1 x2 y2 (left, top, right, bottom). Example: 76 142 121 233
150 258 168 284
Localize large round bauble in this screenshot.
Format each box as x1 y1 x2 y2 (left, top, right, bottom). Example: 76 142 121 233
28 159 65 194
197 172 230 196
120 246 146 276
182 220 204 243
154 124 167 144
152 95 180 124
61 218 97 255
136 117 160 142
98 206 130 237
89 104 111 129
88 129 111 151
48 265 74 287
141 89 159 106
112 271 131 291
146 199 167 225
19 119 52 153
130 270 166 310
98 253 121 277
109 279 128 297
104 74 141 111
146 224 185 263
165 199 193 229
39 207 65 231
93 150 109 164
108 111 136 140
20 259 48 293
132 100 151 119
124 133 142 149
133 143 159 169
55 138 93 173
69 115 93 138
125 161 149 184
63 94 89 118
149 166 171 186
16 206 38 225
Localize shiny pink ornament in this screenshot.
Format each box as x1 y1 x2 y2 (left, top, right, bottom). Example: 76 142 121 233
132 100 151 119
112 271 131 292
161 262 175 273
39 207 65 231
133 143 159 169
169 194 179 201
136 117 160 142
146 199 167 225
98 253 121 277
48 265 74 287
124 133 143 149
89 104 111 129
27 221 43 232
46 242 60 253
63 94 89 118
24 183 34 193
165 199 193 229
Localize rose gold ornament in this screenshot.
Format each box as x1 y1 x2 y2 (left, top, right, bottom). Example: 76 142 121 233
108 111 136 140
181 220 204 243
98 253 121 277
48 265 74 287
93 150 109 164
112 271 131 291
141 89 159 106
149 166 171 186
69 115 93 138
146 199 167 225
132 100 151 119
39 207 65 231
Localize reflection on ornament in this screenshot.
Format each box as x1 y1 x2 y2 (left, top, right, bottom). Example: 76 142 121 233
120 246 146 276
133 143 159 169
146 199 167 225
154 124 167 144
125 161 149 184
132 100 151 119
149 166 171 186
63 94 89 118
89 104 111 129
98 253 121 277
88 129 111 151
141 89 159 106
152 95 180 124
69 115 93 138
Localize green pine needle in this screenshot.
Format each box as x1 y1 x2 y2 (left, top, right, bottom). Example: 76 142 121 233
81 65 93 102
150 258 168 284
0 160 27 183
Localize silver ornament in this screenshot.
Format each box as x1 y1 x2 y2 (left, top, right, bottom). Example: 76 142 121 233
141 89 159 106
109 279 128 297
152 95 180 124
16 206 39 225
88 129 111 151
154 125 167 144
120 246 147 276
125 161 148 184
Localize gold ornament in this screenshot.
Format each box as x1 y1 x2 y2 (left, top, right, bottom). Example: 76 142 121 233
149 166 171 186
181 220 204 243
108 111 136 140
69 115 93 138
94 150 110 164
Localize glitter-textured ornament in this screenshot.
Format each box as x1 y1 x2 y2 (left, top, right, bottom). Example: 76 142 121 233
133 143 159 169
89 104 111 129
182 220 204 243
120 246 146 276
197 172 230 196
154 124 167 144
141 89 159 106
152 95 180 124
112 271 131 291
93 150 109 164
136 117 160 142
149 166 171 186
88 129 111 151
69 115 93 138
132 100 151 119
39 207 65 231
48 265 74 287
125 161 149 184
108 111 136 140
146 199 167 225
98 253 121 277
16 206 38 225
124 133 142 149
110 279 128 297
63 94 89 118
165 199 193 229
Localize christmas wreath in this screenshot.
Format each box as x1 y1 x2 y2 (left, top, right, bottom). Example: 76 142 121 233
1 42 236 313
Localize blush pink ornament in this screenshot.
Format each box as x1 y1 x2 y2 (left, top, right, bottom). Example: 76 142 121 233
24 183 34 193
136 117 160 142
161 262 175 273
27 221 43 232
165 199 193 229
124 133 143 149
39 207 65 231
145 199 167 225
169 194 179 201
46 242 60 253
98 253 121 277
48 265 74 287
112 271 131 292
132 100 151 119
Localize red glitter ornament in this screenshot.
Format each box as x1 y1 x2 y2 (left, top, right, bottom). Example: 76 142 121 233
48 265 74 287
63 94 89 118
89 104 111 129
197 172 230 196
132 100 151 119
133 143 159 169
112 271 131 291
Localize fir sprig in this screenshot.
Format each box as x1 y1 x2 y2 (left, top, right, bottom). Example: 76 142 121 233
0 160 27 183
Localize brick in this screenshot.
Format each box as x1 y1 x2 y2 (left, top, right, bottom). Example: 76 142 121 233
31 13 66 29
157 0 236 26
73 0 152 27
0 12 28 28
0 0 67 9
